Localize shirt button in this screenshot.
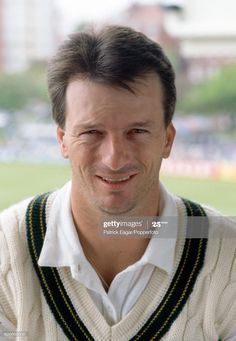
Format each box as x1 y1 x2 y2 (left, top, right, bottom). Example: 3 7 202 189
78 265 81 271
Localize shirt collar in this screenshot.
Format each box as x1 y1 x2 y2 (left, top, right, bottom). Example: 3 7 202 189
38 181 178 274
137 182 178 273
38 181 85 266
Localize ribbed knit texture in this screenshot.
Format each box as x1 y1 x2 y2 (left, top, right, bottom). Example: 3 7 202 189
0 193 236 340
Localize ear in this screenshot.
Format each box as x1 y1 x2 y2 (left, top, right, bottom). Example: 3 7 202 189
162 122 176 159
57 126 69 159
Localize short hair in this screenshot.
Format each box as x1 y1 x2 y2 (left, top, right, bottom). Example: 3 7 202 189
47 25 176 128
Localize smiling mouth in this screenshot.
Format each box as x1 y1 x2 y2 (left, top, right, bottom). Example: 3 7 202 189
97 174 137 185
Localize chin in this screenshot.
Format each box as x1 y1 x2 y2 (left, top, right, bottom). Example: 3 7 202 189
98 202 136 216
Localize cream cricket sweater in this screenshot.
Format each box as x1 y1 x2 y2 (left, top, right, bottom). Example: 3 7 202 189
0 192 236 341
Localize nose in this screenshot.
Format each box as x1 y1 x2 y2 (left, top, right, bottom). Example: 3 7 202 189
100 134 130 171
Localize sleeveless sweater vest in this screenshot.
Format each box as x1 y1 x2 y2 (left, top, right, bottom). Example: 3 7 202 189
26 193 209 341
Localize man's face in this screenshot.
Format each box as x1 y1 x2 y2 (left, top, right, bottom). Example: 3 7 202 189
57 73 175 215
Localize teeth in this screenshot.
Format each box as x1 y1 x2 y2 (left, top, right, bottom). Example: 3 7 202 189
102 176 131 183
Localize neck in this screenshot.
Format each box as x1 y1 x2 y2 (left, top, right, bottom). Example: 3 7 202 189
70 184 160 286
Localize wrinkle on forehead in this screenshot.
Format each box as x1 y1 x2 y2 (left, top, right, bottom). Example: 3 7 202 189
65 73 164 129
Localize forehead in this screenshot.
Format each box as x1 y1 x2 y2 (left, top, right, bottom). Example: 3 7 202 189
65 73 164 127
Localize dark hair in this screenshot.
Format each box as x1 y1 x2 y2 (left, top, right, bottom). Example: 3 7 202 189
47 25 176 128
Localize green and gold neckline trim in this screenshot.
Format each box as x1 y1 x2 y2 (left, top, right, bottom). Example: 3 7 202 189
26 193 93 341
26 193 208 341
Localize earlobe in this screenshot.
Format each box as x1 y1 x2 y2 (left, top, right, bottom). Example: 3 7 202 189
162 122 176 159
57 126 69 159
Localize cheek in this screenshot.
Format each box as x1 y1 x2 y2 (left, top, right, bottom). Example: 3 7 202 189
69 143 98 170
130 138 164 164
135 149 160 171
143 137 165 160
141 145 166 174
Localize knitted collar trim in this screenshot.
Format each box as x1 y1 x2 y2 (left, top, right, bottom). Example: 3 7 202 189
26 193 208 341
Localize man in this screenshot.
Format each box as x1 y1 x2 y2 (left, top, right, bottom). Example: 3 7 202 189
0 25 236 341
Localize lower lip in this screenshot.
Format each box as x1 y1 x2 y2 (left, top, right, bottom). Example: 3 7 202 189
97 174 136 190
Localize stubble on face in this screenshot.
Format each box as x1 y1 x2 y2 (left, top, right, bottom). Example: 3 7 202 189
62 74 175 218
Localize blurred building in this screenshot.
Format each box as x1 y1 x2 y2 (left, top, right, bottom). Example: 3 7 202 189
165 0 236 82
102 0 236 84
114 3 177 50
0 0 61 74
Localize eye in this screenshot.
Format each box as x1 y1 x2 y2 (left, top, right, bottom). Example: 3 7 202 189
129 128 148 134
79 130 103 141
80 130 103 136
84 130 99 134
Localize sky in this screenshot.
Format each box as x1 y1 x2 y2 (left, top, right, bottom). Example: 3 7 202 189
57 0 185 33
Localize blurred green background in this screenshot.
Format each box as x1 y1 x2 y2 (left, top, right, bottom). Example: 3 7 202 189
0 163 235 215
0 2 236 218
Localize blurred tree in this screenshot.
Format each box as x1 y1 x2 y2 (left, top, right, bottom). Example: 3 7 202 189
0 66 48 111
177 64 236 115
74 22 92 32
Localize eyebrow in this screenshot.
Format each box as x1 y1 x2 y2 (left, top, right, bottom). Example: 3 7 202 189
127 120 155 128
71 123 102 132
71 120 155 132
